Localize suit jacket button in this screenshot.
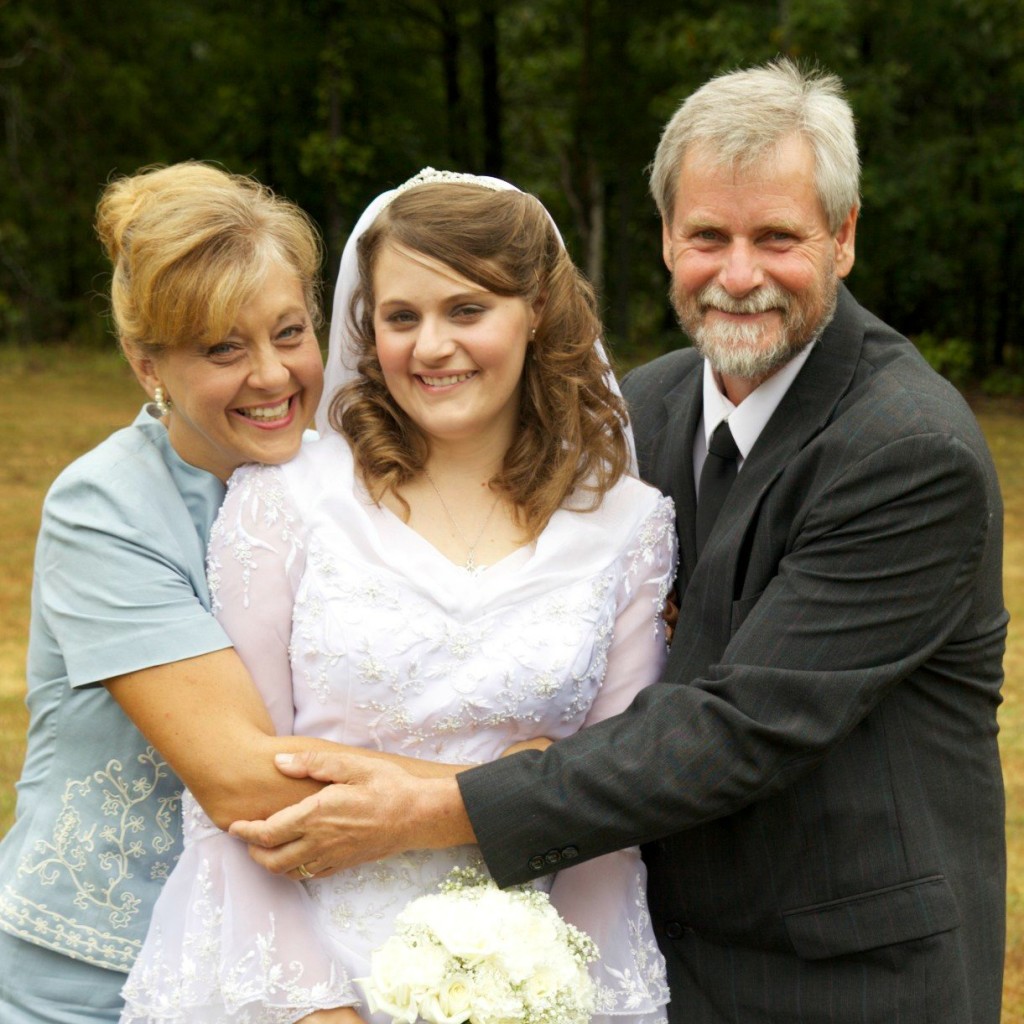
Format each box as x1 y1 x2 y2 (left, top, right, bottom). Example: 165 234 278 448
665 922 684 940
562 846 579 861
544 849 562 865
529 855 546 871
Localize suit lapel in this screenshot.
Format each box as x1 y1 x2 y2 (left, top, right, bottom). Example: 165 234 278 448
648 365 703 584
732 286 863 507
678 288 866 652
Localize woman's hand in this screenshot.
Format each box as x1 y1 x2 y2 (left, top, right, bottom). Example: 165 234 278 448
299 1008 367 1024
502 737 553 756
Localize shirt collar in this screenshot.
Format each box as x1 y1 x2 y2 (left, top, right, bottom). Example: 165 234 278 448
701 342 816 461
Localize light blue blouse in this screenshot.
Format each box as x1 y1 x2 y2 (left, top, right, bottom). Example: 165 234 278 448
0 406 230 971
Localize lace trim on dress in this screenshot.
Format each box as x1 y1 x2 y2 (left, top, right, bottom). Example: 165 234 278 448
207 467 303 614
623 495 677 628
589 869 672 1016
119 842 356 1023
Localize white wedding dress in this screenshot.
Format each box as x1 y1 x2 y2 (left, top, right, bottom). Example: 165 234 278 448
121 431 676 1024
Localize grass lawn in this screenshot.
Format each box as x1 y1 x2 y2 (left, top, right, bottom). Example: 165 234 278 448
0 346 143 829
0 344 1020 1017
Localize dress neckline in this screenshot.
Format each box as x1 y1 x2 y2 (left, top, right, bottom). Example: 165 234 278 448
366 485 536 579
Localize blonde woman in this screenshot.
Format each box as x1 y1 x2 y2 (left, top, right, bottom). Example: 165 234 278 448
0 162 330 1022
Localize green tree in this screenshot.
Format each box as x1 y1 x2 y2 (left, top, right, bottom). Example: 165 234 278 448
2 0 1022 381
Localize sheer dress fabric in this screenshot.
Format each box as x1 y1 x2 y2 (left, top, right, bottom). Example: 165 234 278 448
121 432 676 1024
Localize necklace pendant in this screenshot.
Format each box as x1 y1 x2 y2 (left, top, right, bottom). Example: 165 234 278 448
422 469 500 578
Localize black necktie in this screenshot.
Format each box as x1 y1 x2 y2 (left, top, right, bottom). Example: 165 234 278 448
696 420 740 553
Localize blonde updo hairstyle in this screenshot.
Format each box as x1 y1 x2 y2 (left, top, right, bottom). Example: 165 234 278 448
332 183 631 541
95 161 323 360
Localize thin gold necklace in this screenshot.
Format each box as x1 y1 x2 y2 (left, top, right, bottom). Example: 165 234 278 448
423 470 502 576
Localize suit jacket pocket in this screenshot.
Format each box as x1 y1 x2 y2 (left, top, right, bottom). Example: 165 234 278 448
783 875 960 960
730 592 762 636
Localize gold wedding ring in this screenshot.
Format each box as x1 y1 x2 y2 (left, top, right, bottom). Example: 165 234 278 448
297 863 314 879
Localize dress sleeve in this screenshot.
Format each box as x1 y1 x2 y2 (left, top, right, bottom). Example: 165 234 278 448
121 464 360 1023
583 494 677 726
548 495 675 1024
206 464 308 734
120 793 358 1023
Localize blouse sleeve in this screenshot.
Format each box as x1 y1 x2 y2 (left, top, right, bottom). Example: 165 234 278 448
548 494 676 1024
35 461 229 688
122 463 361 1022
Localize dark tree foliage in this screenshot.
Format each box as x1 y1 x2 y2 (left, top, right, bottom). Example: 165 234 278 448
1 0 1022 382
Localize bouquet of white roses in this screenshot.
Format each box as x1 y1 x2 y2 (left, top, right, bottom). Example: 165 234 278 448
362 866 598 1024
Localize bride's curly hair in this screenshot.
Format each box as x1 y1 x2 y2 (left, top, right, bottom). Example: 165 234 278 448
330 182 631 541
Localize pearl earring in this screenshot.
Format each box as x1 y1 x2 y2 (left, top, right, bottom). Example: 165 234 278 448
153 386 170 416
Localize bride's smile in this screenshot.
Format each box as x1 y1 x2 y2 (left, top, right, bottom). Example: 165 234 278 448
372 243 540 454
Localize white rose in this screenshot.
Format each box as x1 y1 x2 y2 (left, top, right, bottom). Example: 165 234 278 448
523 962 594 1021
429 900 502 963
521 965 561 1005
571 966 596 1016
419 974 475 1024
403 938 450 991
366 981 419 1024
364 947 420 1024
365 935 407 993
398 893 445 929
365 933 447 1022
489 905 562 982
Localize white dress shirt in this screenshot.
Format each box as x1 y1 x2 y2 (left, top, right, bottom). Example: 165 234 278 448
693 344 816 497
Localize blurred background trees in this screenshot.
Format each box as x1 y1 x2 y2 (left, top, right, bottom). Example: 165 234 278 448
2 0 1022 388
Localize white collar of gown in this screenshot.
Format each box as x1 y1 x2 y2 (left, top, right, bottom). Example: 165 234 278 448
278 432 665 619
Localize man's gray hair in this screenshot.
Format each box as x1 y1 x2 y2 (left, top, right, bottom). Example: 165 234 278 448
649 58 860 234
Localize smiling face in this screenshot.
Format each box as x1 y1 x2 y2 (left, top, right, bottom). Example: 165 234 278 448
372 244 539 456
662 133 857 398
131 261 323 480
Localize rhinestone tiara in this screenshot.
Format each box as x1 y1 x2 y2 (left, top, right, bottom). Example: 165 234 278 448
392 167 509 196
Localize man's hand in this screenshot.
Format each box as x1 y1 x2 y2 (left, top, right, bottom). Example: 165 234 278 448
662 593 679 646
229 751 476 877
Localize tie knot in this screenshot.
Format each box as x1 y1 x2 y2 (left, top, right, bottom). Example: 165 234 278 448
708 420 740 461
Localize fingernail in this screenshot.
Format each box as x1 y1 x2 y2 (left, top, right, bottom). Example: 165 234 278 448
275 753 294 766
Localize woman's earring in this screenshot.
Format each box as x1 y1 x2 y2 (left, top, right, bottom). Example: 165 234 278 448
530 327 537 340
153 386 170 416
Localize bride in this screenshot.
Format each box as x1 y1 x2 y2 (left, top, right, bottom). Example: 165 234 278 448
120 170 676 1024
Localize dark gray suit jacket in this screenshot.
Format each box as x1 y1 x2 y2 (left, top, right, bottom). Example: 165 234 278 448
459 287 1007 1023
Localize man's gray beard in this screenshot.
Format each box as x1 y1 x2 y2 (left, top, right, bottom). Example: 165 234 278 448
673 277 839 382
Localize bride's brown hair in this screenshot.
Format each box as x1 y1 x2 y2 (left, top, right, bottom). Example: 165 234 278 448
330 183 631 541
